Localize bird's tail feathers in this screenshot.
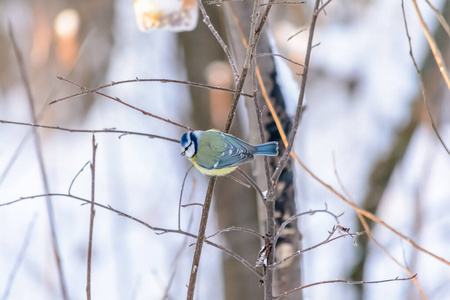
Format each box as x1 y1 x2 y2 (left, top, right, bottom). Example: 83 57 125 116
254 141 278 156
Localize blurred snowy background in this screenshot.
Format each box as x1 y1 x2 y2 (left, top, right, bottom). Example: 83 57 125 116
0 0 449 299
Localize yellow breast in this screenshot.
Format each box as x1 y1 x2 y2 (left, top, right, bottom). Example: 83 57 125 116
189 158 237 176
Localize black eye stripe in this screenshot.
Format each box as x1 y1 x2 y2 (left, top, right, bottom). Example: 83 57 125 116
190 133 198 154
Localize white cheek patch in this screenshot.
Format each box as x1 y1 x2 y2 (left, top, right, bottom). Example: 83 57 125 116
185 143 196 158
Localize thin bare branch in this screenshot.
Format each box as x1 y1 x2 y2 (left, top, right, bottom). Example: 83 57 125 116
86 135 97 300
273 274 417 299
68 161 90 195
196 0 239 80
8 24 69 300
270 229 364 269
256 53 305 67
178 166 195 231
287 27 309 41
206 226 265 240
411 0 450 90
51 77 253 105
54 77 192 131
259 1 305 5
273 208 342 246
0 119 180 143
237 168 264 199
272 0 322 184
401 0 450 155
0 193 263 279
224 173 251 188
181 203 204 208
316 0 334 15
206 0 244 4
423 0 450 37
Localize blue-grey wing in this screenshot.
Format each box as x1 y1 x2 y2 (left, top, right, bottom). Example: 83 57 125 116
215 133 257 169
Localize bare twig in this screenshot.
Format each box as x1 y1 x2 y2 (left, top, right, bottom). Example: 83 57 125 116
224 173 251 188
401 1 450 155
423 0 450 37
0 119 180 143
8 25 69 300
316 0 334 15
2 214 38 300
237 168 265 199
411 0 450 90
273 208 342 246
206 0 244 4
270 228 364 269
259 1 305 5
68 161 90 195
54 77 192 131
51 77 253 104
86 135 97 300
273 275 417 299
272 0 322 184
206 226 265 240
178 166 195 231
256 53 305 67
0 193 263 279
181 203 204 208
196 0 239 80
287 28 309 41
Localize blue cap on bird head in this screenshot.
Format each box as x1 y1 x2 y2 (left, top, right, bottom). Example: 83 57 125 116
180 132 197 158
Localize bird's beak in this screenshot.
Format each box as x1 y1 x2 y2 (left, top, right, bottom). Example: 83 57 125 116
180 151 185 156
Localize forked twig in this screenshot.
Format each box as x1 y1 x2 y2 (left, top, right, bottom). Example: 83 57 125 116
270 230 364 269
0 193 263 279
273 208 343 246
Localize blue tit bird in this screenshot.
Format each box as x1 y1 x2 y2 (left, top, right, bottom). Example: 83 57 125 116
180 129 279 176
